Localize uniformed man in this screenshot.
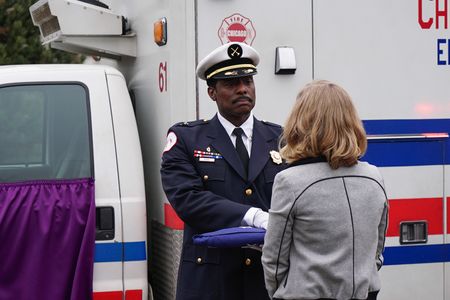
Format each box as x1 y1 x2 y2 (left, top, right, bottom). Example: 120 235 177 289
160 42 286 300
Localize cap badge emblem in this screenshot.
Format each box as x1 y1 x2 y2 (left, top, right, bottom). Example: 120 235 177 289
224 71 238 76
270 150 282 165
228 44 243 59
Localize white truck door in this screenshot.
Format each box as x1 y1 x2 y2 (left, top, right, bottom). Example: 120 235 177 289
84 68 126 297
105 71 148 299
0 66 125 297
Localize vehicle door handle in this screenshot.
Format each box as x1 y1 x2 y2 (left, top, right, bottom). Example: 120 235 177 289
96 206 115 240
399 221 427 244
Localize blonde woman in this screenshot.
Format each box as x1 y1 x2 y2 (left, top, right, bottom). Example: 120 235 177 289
262 80 388 300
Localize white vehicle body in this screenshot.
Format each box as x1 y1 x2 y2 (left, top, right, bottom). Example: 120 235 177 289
0 0 447 299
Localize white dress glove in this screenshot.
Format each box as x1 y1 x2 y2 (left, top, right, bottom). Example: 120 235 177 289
252 209 269 230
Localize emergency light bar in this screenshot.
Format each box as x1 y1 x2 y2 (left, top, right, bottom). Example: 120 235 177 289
29 0 136 59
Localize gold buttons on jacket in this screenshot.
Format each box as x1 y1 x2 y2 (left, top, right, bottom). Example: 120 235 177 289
245 188 253 196
196 257 202 264
245 258 251 266
203 175 209 181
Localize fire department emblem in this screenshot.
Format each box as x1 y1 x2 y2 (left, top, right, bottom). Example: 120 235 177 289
218 13 256 45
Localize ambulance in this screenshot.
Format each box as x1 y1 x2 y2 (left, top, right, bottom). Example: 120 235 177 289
0 0 448 299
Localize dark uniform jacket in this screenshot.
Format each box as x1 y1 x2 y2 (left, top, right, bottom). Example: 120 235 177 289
160 114 286 300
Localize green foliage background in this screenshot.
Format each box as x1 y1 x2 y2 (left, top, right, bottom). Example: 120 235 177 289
0 0 83 64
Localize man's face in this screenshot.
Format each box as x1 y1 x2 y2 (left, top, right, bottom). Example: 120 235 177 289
208 76 256 126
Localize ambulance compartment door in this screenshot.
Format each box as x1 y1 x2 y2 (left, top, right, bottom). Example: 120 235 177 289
363 133 447 300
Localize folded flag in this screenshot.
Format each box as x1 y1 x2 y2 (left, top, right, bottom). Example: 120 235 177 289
192 226 265 248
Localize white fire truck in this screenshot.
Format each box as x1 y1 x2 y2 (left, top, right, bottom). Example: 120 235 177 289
0 0 448 299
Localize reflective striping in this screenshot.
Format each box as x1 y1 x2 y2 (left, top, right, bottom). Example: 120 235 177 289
386 198 443 237
362 119 450 166
125 289 143 300
368 133 449 140
94 241 146 263
94 243 121 262
448 198 450 234
363 119 450 136
384 244 450 265
363 138 446 167
93 291 122 300
123 241 147 262
93 290 142 300
164 203 184 230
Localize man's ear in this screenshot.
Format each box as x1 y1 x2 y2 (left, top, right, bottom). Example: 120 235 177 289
207 86 216 101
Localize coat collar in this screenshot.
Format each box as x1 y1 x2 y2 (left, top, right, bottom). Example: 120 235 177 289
206 114 277 181
288 156 327 168
207 115 246 179
248 118 275 182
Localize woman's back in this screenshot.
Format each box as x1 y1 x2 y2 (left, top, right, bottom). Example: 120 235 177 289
262 160 388 300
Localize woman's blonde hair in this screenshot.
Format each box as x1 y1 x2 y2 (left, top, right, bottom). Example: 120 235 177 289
280 80 367 169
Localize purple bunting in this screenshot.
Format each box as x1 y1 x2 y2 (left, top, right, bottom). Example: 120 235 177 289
0 178 95 300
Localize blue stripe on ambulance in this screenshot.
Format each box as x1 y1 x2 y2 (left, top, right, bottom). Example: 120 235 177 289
384 244 450 265
363 118 450 136
94 241 146 262
363 119 450 166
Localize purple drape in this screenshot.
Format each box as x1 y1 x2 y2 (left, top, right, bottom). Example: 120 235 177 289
0 178 95 300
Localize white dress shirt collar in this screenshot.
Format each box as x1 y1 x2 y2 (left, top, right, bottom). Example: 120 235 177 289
217 112 253 153
217 112 254 139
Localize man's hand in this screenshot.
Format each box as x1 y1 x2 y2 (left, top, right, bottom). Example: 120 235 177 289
252 209 269 230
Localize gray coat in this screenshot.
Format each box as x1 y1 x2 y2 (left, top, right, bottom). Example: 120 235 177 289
262 159 388 300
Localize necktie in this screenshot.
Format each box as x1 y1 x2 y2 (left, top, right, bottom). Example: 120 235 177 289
233 128 249 174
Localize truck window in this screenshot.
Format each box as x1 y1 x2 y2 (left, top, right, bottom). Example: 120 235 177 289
0 84 93 182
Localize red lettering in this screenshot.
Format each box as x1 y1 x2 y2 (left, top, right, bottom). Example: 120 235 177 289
159 62 167 92
436 0 449 28
419 0 449 29
419 0 433 29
